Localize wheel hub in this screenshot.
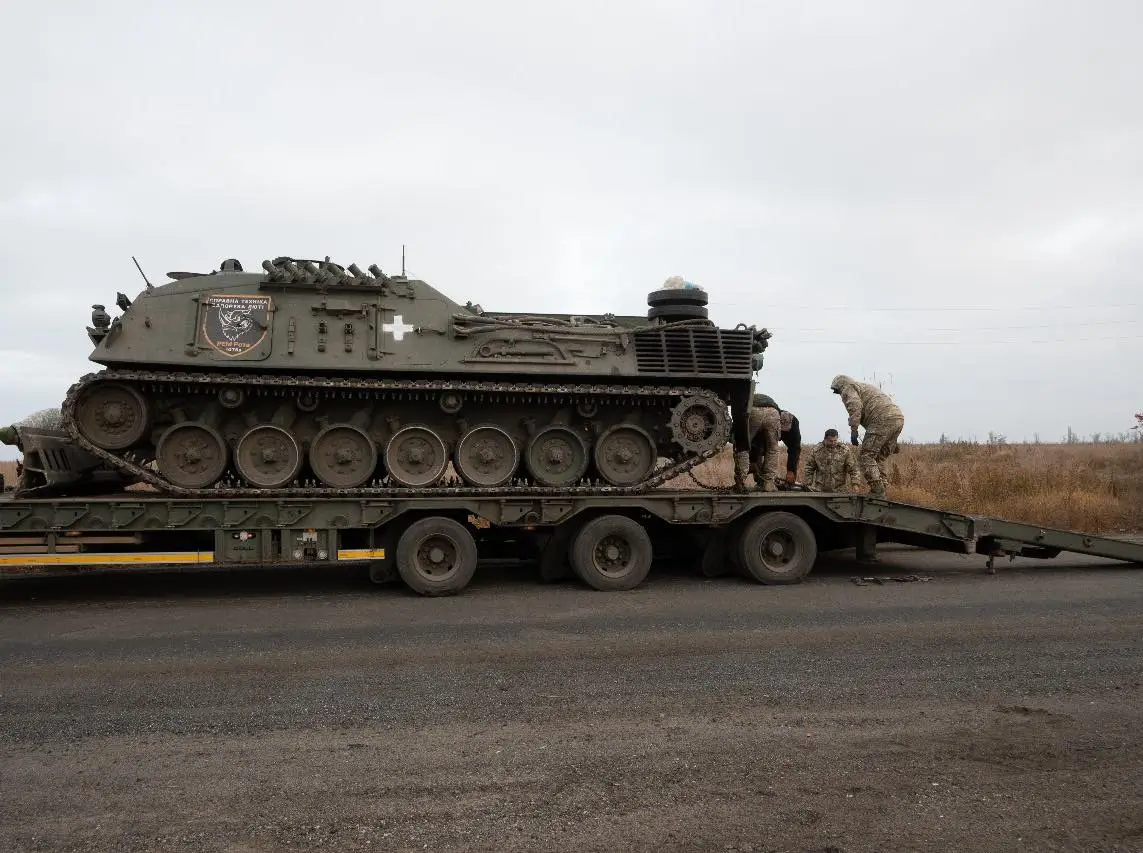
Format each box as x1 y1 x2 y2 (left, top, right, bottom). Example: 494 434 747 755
760 531 795 567
103 403 125 426
180 443 204 465
594 534 631 575
416 535 458 577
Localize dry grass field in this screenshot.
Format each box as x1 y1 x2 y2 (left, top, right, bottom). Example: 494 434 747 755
669 441 1143 533
3 442 1141 533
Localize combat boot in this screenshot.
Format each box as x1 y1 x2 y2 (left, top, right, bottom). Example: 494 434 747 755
733 451 750 493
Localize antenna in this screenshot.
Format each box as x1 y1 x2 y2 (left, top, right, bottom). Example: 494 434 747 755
401 244 406 277
131 256 153 290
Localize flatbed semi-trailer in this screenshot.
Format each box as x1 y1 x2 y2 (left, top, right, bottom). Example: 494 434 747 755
1 489 1140 595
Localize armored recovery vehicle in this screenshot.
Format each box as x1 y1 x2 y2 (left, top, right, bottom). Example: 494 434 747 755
53 256 770 498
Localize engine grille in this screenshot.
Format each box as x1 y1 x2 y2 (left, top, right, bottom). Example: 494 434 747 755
633 327 755 377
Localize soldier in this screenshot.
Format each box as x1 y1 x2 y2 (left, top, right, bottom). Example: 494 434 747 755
803 428 859 493
735 393 797 492
829 375 904 497
749 403 803 488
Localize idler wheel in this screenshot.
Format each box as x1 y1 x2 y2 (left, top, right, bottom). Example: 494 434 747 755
156 423 228 489
309 424 377 488
74 382 149 451
525 425 589 488
385 426 448 488
235 425 303 489
593 425 655 487
455 425 519 488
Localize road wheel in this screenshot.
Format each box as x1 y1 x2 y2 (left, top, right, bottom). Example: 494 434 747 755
395 516 478 596
736 511 817 584
570 514 653 591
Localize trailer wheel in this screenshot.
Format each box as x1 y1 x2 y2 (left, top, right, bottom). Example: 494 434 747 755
395 517 478 596
570 515 653 591
737 511 817 584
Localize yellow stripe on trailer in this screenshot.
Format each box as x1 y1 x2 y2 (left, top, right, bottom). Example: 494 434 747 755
336 548 386 561
0 552 215 567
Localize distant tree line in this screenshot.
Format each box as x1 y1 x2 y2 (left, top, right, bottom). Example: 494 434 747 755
928 418 1143 446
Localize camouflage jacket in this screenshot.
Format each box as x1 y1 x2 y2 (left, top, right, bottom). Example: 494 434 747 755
803 442 858 492
831 376 902 430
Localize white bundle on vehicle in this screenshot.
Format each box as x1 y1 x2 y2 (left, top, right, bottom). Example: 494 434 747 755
662 275 705 292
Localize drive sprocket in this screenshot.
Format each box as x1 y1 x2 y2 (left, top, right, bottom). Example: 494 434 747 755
669 394 730 455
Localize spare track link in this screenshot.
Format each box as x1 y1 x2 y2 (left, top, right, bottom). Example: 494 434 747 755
61 369 730 499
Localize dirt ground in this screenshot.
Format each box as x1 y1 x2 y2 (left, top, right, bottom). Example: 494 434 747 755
2 548 1142 853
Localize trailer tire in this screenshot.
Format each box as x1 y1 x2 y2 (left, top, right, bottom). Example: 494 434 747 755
395 516 478 596
570 514 653 591
737 511 817 584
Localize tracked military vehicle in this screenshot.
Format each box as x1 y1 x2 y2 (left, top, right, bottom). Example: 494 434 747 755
55 256 769 498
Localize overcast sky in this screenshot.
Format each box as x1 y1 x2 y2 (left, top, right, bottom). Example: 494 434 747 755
2 0 1140 459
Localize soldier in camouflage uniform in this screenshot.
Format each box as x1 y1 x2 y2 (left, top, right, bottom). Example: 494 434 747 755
734 393 783 492
829 375 904 497
803 428 858 492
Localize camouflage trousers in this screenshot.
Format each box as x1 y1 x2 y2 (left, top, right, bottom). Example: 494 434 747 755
859 414 904 496
747 406 782 492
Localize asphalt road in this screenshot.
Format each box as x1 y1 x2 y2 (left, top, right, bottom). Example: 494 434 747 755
2 548 1142 853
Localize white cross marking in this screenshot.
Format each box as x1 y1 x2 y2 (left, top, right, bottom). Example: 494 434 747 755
382 315 416 341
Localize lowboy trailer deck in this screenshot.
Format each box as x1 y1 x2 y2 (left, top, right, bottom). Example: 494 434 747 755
1 489 1140 594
